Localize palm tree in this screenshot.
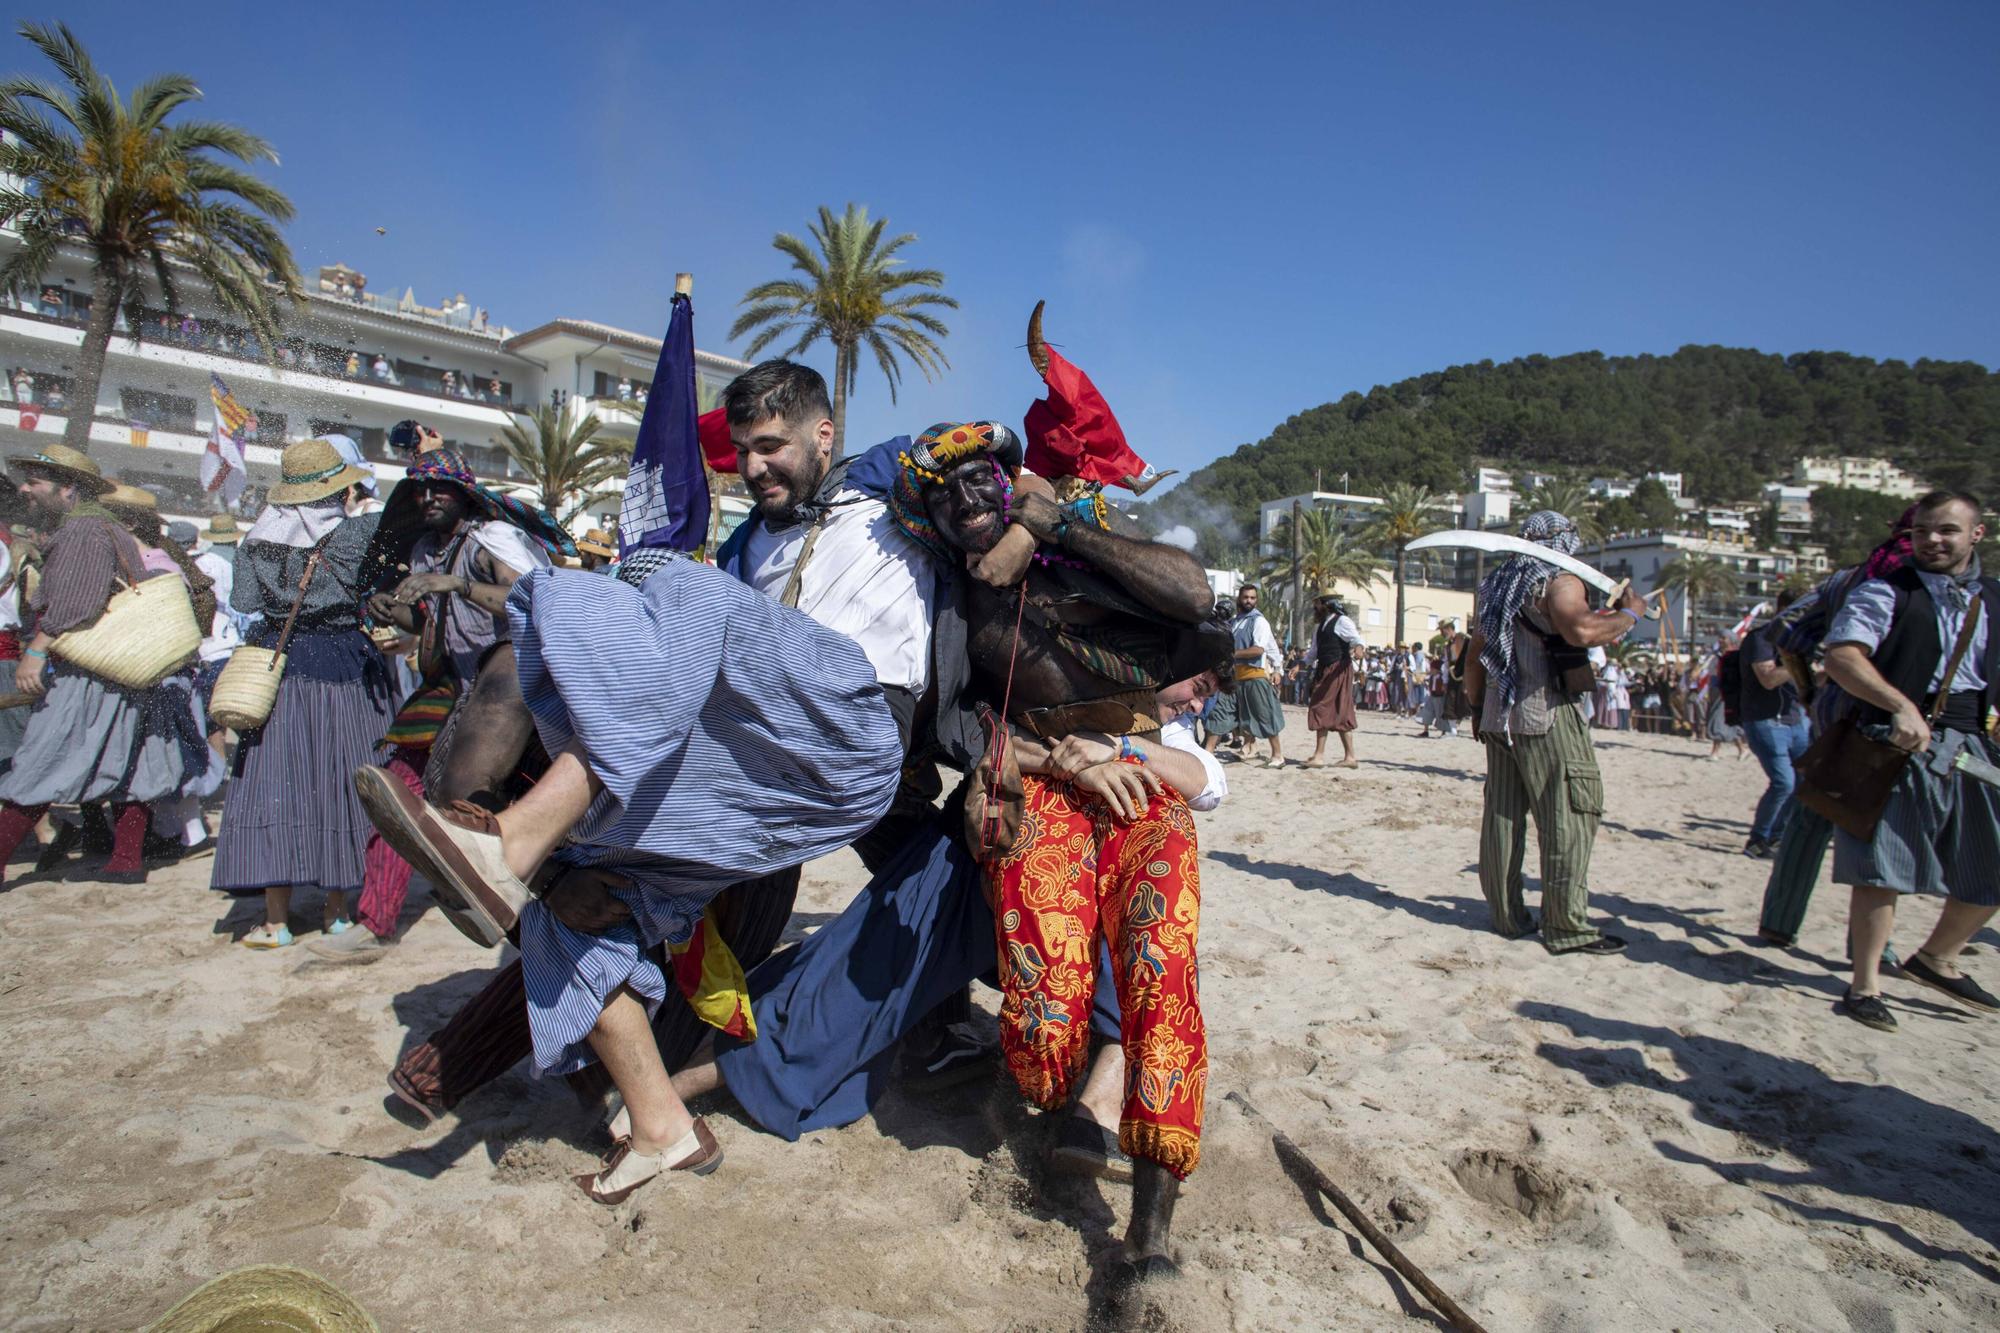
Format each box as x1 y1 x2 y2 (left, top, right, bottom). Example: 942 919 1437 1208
1652 552 1741 640
0 21 302 454
728 203 957 460
1360 483 1448 646
500 403 631 527
1515 475 1604 543
1261 506 1386 619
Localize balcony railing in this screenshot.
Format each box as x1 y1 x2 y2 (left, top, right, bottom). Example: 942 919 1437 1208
1 301 538 417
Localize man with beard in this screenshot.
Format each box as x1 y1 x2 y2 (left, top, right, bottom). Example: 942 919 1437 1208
0 447 195 882
1225 582 1286 766
321 449 562 960
1823 491 2000 1031
884 421 1224 1286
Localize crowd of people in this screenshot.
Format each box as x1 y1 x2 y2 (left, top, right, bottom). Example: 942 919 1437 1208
0 339 1991 1311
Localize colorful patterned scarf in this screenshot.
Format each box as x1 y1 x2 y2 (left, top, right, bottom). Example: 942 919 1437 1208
886 421 1025 562
405 449 578 560
1477 509 1583 717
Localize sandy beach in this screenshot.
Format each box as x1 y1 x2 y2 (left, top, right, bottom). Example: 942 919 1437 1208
1 705 1995 1331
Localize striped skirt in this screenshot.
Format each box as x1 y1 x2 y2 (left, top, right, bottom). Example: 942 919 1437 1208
211 629 395 895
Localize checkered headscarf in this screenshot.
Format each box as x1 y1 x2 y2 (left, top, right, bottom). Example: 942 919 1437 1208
1476 510 1582 716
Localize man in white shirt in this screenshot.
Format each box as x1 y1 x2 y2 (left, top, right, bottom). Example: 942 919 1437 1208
1224 582 1287 766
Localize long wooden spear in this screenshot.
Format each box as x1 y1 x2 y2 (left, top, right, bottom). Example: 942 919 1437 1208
1226 1091 1490 1333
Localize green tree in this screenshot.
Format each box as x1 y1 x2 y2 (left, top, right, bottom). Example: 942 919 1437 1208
1628 478 1680 528
729 202 957 461
1360 483 1448 645
1809 485 1911 566
1261 506 1386 626
1516 475 1605 543
0 21 301 454
1652 552 1741 637
500 402 631 527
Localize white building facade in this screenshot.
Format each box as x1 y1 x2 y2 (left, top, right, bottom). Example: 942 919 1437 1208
0 234 751 538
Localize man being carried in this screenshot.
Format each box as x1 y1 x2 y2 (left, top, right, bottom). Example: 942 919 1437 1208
1463 510 1649 955
1822 491 2000 1031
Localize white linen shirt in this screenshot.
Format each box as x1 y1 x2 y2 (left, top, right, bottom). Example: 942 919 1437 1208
739 488 936 693
1158 713 1228 812
1232 609 1282 675
192 546 244 662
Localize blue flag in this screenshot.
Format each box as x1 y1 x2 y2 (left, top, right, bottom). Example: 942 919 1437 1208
619 292 710 554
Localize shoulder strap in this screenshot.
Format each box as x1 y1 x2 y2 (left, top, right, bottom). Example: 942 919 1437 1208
271 533 336 658
1928 595 1983 724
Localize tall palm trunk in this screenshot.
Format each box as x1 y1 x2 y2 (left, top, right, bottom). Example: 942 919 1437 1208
1393 544 1409 645
65 258 123 454
829 341 852 464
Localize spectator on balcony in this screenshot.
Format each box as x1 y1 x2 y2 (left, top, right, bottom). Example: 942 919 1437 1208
371 354 392 382
486 377 502 401
344 351 361 377
43 384 65 413
37 287 61 317
616 377 633 402
9 369 32 407
179 315 199 343
441 370 457 397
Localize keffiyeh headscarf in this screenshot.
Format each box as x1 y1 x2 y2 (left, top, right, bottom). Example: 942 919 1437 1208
1477 509 1583 715
402 449 578 560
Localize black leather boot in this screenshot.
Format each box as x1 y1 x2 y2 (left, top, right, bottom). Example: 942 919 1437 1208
1120 1161 1182 1280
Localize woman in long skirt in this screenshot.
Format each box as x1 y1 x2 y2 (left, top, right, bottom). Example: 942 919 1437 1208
212 439 393 948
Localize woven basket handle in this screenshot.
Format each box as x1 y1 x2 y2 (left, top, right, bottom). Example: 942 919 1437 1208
266 537 332 670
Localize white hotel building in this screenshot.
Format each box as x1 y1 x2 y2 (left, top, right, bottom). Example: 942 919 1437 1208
0 232 751 537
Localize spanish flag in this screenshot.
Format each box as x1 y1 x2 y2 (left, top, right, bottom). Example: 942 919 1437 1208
667 906 756 1040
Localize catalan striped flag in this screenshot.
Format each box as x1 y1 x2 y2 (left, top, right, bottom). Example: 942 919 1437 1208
202 372 255 504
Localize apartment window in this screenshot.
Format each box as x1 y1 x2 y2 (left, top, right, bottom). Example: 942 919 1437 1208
248 410 288 445
120 388 198 432
1365 607 1383 626
6 368 74 409
395 359 446 394
592 370 650 400
308 420 387 461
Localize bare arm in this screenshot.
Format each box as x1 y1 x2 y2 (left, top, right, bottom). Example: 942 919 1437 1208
1463 629 1487 705
1013 493 1212 624
1751 658 1790 689
1546 574 1646 648
1823 642 1931 752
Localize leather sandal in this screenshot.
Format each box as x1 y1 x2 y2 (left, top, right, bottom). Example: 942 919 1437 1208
574 1117 723 1205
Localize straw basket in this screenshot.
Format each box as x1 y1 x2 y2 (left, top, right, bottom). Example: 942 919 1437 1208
208 646 286 731
49 573 201 689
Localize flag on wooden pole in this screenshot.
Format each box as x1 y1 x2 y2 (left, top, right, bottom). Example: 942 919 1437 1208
618 277 710 554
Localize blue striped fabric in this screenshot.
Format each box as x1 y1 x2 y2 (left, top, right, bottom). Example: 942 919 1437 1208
507 562 903 1075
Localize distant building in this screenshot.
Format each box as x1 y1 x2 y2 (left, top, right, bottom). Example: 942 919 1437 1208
1793 455 1927 499
0 233 752 539
1761 482 1814 543
1644 471 1684 499
1588 477 1635 500
1582 531 1810 650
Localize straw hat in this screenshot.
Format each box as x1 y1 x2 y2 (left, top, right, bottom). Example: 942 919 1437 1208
268 438 373 505
9 443 113 496
576 527 617 559
203 513 243 545
147 1264 378 1332
102 482 159 515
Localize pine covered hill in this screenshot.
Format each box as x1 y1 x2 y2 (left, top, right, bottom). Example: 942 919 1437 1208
1138 346 1997 561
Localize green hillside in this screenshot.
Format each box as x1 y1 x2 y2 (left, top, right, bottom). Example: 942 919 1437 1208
1136 346 1997 561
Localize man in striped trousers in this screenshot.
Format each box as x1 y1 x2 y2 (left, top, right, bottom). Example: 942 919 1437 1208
1462 511 1651 956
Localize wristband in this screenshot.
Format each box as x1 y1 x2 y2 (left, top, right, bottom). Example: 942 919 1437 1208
23 647 45 659
1118 735 1140 762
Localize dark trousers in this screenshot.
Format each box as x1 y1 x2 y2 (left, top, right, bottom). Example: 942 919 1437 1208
1757 801 1835 944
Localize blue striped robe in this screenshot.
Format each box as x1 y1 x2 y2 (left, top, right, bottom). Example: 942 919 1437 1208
507 561 902 1075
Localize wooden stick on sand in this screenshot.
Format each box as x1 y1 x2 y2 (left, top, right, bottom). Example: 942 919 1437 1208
1226 1091 1491 1333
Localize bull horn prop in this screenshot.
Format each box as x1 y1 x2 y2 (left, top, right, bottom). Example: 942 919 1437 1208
1027 299 1050 377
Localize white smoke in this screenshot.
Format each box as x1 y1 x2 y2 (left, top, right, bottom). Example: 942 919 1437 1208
1157 524 1198 551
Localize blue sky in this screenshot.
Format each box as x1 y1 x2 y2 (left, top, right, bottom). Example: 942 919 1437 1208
42 1 2000 487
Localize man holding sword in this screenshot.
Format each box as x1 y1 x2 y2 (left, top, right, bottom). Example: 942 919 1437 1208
1820 490 2000 1031
1459 510 1650 956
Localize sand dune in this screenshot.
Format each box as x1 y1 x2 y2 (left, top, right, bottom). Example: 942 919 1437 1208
1 707 1995 1330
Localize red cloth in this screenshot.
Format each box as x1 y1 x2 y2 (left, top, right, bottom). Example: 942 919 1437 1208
1022 346 1148 488
698 408 736 475
357 751 424 939
983 772 1206 1179
0 630 19 663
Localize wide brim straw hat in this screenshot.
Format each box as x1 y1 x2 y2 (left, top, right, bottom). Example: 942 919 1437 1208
268 437 374 505
102 481 159 515
576 528 616 558
146 1264 378 1332
9 443 113 496
204 513 243 544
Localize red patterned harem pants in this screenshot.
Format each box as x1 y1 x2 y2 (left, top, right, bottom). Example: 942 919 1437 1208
983 772 1206 1178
